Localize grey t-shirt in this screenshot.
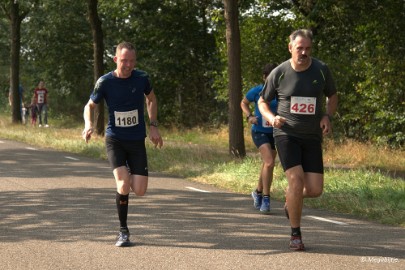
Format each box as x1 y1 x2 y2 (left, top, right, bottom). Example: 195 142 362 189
261 58 337 140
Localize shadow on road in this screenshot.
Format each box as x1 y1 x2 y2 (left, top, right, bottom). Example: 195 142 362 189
0 139 403 261
0 148 111 179
0 185 403 259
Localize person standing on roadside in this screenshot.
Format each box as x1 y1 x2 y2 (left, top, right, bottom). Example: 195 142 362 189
241 63 278 214
258 29 338 251
82 41 163 247
34 80 49 127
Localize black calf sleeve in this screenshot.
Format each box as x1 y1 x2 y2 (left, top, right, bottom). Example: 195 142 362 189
116 193 129 229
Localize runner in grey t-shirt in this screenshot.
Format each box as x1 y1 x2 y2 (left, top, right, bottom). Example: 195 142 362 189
258 29 338 251
261 57 336 140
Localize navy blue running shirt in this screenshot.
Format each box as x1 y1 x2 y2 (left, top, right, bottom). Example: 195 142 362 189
90 69 152 140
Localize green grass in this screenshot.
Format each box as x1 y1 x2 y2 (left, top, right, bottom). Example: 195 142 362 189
1 114 404 227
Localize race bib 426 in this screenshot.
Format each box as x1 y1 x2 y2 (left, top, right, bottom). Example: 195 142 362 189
290 96 316 115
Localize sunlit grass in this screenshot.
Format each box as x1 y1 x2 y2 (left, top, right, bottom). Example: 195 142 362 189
0 114 404 227
324 139 405 174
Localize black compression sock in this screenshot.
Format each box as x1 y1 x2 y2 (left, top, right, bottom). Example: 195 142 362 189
116 192 129 229
120 227 129 233
291 227 301 237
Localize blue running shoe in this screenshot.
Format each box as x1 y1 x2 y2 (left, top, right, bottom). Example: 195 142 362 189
260 196 271 214
251 191 262 210
115 229 131 247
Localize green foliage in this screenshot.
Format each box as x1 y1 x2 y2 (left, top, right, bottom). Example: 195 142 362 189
20 0 94 119
0 7 11 98
99 0 224 127
239 4 294 91
0 0 404 147
301 0 405 147
348 1 405 147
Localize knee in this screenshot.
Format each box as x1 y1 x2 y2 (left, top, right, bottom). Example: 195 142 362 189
114 170 130 194
130 176 148 196
132 184 147 196
288 178 304 194
305 186 323 198
135 189 146 196
263 159 275 170
117 181 131 195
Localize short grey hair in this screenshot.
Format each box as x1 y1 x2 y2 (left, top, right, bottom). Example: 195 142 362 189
289 29 313 43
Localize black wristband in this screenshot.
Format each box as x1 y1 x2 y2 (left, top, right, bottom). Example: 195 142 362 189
150 121 158 127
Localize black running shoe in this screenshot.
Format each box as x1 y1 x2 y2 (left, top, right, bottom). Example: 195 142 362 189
115 230 131 247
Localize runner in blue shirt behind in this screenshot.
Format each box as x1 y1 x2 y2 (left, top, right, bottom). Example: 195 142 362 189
241 63 278 214
82 41 163 247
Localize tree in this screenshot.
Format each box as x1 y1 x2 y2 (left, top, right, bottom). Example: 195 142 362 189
87 0 104 135
1 0 28 123
238 1 294 89
223 0 245 157
20 0 94 120
0 0 402 147
98 0 222 127
289 0 405 146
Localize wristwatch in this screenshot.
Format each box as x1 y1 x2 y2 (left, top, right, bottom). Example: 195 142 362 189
324 114 332 121
150 121 158 127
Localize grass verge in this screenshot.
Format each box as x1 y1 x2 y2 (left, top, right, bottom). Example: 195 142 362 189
0 115 404 227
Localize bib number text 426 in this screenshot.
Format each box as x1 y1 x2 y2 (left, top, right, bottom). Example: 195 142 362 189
290 96 316 115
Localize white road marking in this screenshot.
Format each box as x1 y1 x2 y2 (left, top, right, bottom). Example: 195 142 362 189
64 156 80 161
186 186 211 193
306 215 349 225
26 147 37 151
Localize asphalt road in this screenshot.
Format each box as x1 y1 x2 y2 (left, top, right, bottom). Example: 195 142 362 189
0 139 404 270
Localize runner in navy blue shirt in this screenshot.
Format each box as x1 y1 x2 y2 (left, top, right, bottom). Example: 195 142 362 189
82 42 163 247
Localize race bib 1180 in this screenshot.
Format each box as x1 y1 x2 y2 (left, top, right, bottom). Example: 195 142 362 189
290 96 316 115
114 110 139 127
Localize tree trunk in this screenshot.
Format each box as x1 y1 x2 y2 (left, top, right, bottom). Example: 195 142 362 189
9 0 22 123
223 0 245 157
87 0 105 136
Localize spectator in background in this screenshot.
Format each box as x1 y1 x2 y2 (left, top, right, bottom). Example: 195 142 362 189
33 80 49 127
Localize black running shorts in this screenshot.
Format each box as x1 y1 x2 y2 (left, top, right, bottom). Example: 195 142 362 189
275 135 324 173
106 136 148 176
